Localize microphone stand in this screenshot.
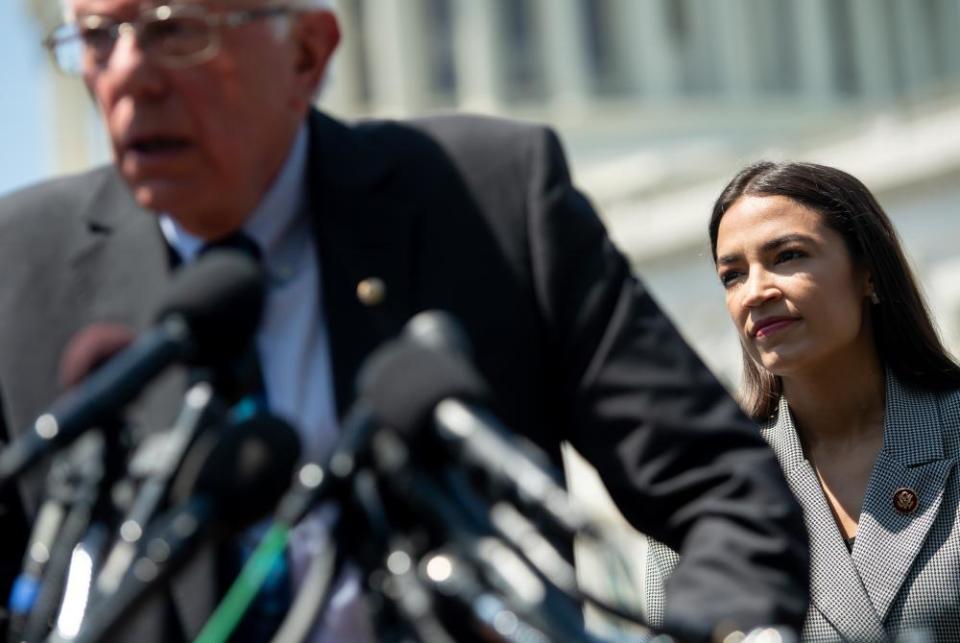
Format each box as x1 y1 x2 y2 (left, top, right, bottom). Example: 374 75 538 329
253 425 652 643
8 448 76 643
91 381 222 602
268 528 338 643
367 429 601 643
194 386 656 642
428 400 657 633
376 538 458 643
24 418 127 643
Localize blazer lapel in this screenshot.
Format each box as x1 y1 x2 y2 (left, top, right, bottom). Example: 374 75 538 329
69 170 173 329
851 374 956 623
763 399 887 641
305 111 417 416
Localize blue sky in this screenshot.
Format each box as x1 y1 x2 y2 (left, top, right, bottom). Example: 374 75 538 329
0 2 53 196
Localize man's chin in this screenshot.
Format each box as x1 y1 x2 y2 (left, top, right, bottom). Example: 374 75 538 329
128 180 250 239
130 181 193 216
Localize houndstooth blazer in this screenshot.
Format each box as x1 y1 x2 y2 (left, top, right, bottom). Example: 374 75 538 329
646 372 960 642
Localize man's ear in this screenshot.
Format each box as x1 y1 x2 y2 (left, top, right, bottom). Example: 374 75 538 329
291 10 340 110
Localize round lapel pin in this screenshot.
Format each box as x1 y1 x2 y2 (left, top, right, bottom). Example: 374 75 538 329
893 487 918 515
357 277 386 306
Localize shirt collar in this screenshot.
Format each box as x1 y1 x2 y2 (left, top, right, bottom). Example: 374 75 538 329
159 123 309 275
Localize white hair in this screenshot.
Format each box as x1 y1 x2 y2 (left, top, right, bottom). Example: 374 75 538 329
268 0 335 40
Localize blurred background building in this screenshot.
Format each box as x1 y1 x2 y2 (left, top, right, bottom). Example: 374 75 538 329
20 0 960 627
26 0 960 382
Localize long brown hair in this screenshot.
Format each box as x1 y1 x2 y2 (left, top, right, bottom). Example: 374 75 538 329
709 161 960 420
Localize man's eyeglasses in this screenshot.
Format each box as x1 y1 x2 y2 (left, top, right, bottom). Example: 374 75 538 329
43 4 296 75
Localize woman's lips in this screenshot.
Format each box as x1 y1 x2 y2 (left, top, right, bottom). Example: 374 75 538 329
754 318 797 338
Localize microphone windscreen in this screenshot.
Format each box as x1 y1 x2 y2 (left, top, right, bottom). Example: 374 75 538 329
58 323 136 389
174 415 301 529
154 251 265 365
359 340 489 436
402 310 473 357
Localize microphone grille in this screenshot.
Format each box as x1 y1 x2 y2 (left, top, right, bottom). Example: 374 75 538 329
174 415 301 529
359 339 489 436
154 251 265 365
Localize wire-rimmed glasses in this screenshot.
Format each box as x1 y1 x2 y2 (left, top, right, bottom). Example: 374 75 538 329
43 4 294 75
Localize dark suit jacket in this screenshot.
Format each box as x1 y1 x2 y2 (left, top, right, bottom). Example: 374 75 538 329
0 111 809 641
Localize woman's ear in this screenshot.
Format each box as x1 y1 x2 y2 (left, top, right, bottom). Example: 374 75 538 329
864 272 880 304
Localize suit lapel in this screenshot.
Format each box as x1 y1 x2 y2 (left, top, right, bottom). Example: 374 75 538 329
305 111 417 416
763 399 887 641
851 374 956 622
69 171 173 329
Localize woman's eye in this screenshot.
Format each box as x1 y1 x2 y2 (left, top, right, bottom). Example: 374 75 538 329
776 249 806 263
719 270 742 287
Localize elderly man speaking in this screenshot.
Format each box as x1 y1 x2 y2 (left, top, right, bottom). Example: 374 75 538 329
0 1 809 642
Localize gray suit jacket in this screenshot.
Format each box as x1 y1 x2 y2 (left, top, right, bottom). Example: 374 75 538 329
0 111 808 641
647 372 960 642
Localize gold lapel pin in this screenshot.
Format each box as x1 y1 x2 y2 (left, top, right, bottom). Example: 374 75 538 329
893 487 919 515
357 277 386 307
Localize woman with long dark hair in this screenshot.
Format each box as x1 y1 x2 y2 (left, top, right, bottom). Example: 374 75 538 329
646 161 960 642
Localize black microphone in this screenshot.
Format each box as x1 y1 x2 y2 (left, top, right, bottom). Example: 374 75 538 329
8 325 135 638
10 324 140 643
386 315 657 635
0 251 265 488
67 414 301 643
400 310 474 357
272 312 480 527
274 310 530 527
93 380 223 599
274 401 378 527
7 446 80 643
365 314 599 543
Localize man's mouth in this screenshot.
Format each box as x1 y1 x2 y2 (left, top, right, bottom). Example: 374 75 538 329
128 137 191 154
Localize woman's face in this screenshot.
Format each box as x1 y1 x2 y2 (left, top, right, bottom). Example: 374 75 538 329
715 195 874 378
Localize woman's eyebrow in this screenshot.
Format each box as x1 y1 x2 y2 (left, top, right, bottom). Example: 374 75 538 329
716 252 740 266
716 233 815 266
761 233 815 251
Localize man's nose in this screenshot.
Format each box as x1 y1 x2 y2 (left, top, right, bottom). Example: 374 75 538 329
100 26 164 98
107 25 146 73
742 269 781 308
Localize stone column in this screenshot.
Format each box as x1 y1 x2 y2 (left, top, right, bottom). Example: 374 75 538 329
50 74 102 173
530 0 592 110
360 0 432 115
849 0 896 101
450 0 508 112
609 0 679 100
793 0 835 102
712 0 758 98
27 0 98 172
938 0 960 78
892 0 935 92
319 0 366 116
